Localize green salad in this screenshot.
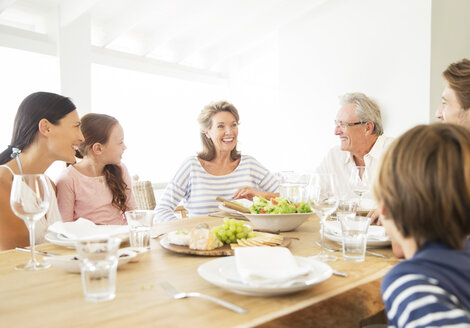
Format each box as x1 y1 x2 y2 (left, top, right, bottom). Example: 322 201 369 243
249 196 312 214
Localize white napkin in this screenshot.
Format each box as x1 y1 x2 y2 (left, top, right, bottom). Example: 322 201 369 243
324 221 389 241
234 247 310 286
48 218 128 240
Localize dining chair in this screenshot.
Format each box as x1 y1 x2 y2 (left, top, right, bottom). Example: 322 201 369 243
132 180 156 210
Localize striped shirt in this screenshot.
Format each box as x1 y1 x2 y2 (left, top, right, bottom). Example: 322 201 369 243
381 241 470 328
155 155 279 221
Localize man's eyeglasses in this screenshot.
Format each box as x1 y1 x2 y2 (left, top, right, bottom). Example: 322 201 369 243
334 120 367 129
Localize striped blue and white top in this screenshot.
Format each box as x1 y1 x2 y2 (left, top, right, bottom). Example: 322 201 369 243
381 241 470 328
155 155 279 221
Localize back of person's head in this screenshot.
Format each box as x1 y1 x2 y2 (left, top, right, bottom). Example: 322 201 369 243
374 123 470 249
0 92 76 165
77 113 118 158
77 113 129 214
340 92 383 135
443 58 470 111
197 100 241 161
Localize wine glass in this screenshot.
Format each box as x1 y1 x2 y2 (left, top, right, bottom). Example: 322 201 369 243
10 174 51 271
308 173 339 262
349 166 369 208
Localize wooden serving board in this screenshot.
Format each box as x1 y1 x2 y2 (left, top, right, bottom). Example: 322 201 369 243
159 236 293 257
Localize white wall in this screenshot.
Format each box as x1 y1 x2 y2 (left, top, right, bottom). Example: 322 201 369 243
277 0 432 169
429 0 470 121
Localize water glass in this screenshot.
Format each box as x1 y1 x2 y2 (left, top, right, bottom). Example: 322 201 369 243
336 200 358 221
339 216 371 262
76 237 121 302
278 171 309 203
125 210 156 250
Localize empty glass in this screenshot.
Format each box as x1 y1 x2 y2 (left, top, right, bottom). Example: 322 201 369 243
10 174 50 271
349 166 370 207
307 173 338 262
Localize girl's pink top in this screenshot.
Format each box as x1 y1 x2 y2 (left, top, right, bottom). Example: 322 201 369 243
56 163 137 225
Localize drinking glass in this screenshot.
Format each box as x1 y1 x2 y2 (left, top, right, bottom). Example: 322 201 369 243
307 173 338 262
278 171 309 203
340 216 371 262
336 200 358 221
76 237 121 302
10 174 50 271
349 166 369 207
125 210 156 250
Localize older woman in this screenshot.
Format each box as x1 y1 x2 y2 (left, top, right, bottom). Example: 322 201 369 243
156 101 279 221
0 92 84 250
373 124 470 327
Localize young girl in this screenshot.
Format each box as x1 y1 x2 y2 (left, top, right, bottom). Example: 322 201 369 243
0 92 84 250
56 113 136 225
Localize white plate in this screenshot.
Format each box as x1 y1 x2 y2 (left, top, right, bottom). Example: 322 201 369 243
45 232 129 249
198 256 332 296
43 249 136 273
323 222 391 248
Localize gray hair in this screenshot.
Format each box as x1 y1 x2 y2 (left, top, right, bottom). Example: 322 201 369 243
340 92 383 135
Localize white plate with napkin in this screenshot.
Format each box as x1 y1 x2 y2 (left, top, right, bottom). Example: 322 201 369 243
45 218 129 248
44 249 136 273
324 221 391 248
198 247 332 296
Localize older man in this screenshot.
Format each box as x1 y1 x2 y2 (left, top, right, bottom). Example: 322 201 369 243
317 92 394 207
436 58 470 126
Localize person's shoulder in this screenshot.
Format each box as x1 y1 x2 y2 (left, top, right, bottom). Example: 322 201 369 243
55 165 77 184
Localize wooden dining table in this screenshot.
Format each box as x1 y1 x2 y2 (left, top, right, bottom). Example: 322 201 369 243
0 214 398 328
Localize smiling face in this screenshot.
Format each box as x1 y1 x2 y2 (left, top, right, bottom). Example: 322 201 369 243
48 110 84 163
100 123 126 165
436 82 470 126
205 111 238 154
334 103 368 153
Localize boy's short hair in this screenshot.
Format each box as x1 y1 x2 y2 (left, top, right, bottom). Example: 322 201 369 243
374 123 470 249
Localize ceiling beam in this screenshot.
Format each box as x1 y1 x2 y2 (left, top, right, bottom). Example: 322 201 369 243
0 0 17 14
92 46 228 86
0 24 55 55
95 0 184 48
59 0 100 26
0 25 228 85
202 0 329 69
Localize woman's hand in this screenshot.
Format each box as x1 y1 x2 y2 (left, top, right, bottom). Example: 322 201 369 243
232 188 279 201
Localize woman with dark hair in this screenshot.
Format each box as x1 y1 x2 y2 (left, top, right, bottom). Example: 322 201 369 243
56 113 136 225
0 92 84 250
374 124 470 327
156 101 279 221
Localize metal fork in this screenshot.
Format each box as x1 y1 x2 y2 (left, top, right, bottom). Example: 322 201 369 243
315 241 389 258
160 282 247 314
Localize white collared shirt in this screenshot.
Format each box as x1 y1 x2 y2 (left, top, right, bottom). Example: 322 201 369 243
316 135 395 202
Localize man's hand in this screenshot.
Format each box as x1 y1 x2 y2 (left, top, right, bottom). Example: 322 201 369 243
366 208 381 225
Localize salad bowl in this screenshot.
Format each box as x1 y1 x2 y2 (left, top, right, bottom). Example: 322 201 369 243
243 212 314 232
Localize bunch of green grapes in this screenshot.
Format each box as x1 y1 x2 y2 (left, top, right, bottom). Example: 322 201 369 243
212 218 255 244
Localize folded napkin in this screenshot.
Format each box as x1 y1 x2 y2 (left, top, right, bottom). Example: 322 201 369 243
48 218 128 240
234 247 311 286
324 221 389 241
